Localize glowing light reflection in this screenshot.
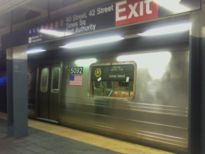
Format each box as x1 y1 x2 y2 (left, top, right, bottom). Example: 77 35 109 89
61 35 124 49
139 22 192 37
39 29 73 38
117 51 172 80
75 58 98 66
154 0 190 13
27 48 46 54
0 76 6 87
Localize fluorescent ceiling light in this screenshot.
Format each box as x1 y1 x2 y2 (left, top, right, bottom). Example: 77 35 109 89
117 51 172 79
139 22 192 37
27 48 46 54
61 35 124 49
75 58 97 66
154 0 190 13
39 29 73 38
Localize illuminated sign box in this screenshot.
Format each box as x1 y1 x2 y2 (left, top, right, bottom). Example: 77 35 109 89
1 0 200 48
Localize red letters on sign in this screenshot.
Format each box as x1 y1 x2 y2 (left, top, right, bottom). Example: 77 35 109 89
115 0 158 26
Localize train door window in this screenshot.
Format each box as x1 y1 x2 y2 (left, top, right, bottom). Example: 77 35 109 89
40 68 49 93
91 63 135 98
51 67 61 93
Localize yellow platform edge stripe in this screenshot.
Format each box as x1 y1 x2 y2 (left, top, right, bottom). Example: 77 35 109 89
28 120 173 154
0 113 172 154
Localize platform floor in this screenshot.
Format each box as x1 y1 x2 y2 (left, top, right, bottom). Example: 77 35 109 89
0 120 117 154
0 116 173 154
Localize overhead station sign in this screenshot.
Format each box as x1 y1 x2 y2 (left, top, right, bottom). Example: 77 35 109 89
28 2 116 44
28 0 160 44
1 0 200 48
27 0 201 44
115 0 158 26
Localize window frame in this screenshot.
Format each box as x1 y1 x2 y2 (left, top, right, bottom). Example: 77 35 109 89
40 68 49 93
50 66 61 93
90 62 137 100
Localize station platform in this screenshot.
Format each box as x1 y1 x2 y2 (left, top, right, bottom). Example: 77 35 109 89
0 114 173 154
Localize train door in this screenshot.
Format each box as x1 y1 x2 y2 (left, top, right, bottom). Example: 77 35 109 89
38 64 62 122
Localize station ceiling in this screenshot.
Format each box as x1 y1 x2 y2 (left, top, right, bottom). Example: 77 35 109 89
0 0 112 37
0 0 205 43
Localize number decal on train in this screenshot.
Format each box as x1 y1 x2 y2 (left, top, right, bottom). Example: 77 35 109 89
70 67 84 75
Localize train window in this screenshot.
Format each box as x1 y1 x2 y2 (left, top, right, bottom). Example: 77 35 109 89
51 67 61 92
91 63 135 98
40 68 49 93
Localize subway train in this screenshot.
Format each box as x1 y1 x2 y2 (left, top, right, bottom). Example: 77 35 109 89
28 18 190 154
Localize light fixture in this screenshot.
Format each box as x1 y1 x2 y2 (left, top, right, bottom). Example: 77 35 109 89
27 48 46 54
75 58 97 66
61 35 124 49
117 51 172 79
39 29 73 38
138 22 192 37
154 0 190 13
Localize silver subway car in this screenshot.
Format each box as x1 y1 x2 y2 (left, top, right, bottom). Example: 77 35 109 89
47 48 189 153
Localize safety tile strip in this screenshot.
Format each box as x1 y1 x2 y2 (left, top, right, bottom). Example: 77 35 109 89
28 120 173 154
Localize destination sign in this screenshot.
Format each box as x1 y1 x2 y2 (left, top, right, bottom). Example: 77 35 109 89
92 64 134 81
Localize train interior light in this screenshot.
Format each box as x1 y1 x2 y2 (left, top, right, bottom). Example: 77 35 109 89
138 22 192 37
39 29 73 38
60 35 124 49
154 0 190 13
75 58 97 66
27 48 46 54
117 51 172 79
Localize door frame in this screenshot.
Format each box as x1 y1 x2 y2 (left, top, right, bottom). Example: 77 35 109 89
35 62 63 123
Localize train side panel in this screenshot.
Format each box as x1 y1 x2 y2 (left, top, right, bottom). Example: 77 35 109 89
59 49 189 153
